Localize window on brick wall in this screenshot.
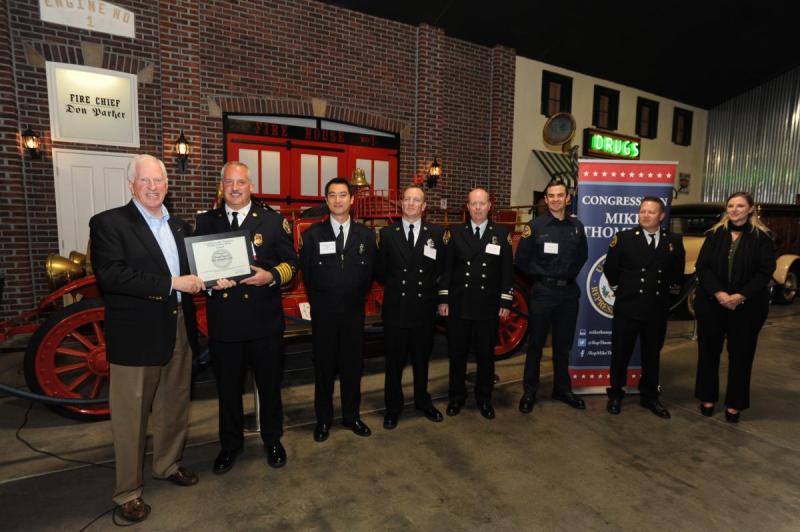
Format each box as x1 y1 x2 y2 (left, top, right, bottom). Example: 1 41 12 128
592 85 619 130
541 71 573 117
636 97 659 139
672 107 693 146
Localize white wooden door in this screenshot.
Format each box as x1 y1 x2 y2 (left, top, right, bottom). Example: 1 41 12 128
52 149 134 255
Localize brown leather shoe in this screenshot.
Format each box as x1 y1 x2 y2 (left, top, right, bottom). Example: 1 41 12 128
117 497 150 522
164 466 199 486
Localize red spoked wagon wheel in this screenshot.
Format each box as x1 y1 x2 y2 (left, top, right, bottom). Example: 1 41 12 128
24 298 110 421
494 284 529 359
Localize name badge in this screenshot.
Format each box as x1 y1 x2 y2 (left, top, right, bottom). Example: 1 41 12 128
485 243 501 255
423 246 437 260
319 241 336 255
544 242 559 254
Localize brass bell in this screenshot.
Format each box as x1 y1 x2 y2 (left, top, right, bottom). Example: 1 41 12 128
45 253 87 290
351 167 369 189
68 251 86 268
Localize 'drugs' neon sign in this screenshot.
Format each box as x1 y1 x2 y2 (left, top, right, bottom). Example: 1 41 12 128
583 128 640 159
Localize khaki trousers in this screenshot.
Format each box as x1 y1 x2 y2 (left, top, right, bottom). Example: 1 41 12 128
110 310 192 505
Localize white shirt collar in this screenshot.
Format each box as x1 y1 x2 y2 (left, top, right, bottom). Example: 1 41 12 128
226 201 252 221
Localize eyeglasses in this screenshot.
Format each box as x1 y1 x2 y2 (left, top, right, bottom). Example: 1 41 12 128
135 176 166 187
402 197 424 204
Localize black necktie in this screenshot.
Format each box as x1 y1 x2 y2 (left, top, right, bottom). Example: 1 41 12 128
336 224 344 253
230 211 239 230
407 223 415 250
474 226 481 240
648 233 656 249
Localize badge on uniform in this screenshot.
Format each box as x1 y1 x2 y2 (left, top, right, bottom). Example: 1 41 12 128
609 234 618 248
359 243 365 255
506 234 512 245
253 233 263 247
282 218 291 235
426 238 435 248
443 229 450 245
521 225 532 238
491 235 499 245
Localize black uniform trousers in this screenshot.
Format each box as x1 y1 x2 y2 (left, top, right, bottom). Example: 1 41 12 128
523 283 578 397
384 322 435 415
311 312 365 424
608 314 667 401
447 316 497 404
695 298 767 410
211 334 284 450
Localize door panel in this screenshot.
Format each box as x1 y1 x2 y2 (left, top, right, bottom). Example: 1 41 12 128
52 149 134 255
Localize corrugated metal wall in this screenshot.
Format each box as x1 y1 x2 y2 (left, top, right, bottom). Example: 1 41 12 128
704 66 800 203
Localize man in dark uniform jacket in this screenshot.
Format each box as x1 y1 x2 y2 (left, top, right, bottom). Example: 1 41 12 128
514 180 588 414
299 177 377 441
439 188 514 420
604 197 685 418
195 162 297 474
375 186 445 430
90 154 204 523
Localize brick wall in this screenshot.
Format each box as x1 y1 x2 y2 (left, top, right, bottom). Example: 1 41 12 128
0 0 515 318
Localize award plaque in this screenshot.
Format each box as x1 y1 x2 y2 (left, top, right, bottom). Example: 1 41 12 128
184 231 254 288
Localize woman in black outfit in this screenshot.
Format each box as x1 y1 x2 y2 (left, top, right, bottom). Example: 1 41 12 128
694 192 776 423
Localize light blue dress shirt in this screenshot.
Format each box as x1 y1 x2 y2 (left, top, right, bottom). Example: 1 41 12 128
132 199 181 301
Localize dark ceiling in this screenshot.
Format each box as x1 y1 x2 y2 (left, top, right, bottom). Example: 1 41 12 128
318 0 799 109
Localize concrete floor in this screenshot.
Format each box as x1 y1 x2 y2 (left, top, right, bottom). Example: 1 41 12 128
1 307 799 531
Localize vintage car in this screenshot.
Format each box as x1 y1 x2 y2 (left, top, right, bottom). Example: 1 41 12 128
669 202 800 315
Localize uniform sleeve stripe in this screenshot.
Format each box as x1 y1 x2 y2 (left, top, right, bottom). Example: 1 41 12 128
276 263 294 285
438 290 448 295
500 294 514 300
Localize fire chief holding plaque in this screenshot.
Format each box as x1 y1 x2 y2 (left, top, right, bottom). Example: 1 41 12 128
194 161 297 474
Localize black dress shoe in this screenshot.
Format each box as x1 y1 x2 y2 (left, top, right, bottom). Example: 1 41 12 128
552 391 586 410
518 395 535 414
641 399 671 419
478 403 496 420
725 409 740 423
607 397 622 415
343 418 372 437
383 413 399 430
416 405 443 422
265 441 287 468
699 404 714 417
313 423 330 442
446 401 463 416
213 449 240 475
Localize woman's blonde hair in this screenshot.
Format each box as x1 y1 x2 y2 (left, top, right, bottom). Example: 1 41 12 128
708 191 771 234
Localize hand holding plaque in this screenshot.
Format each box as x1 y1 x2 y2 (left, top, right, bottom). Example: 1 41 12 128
184 230 254 288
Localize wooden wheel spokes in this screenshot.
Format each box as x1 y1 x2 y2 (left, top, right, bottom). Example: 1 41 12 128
92 321 105 345
65 370 93 392
54 362 88 375
55 346 89 358
88 375 107 398
69 329 97 351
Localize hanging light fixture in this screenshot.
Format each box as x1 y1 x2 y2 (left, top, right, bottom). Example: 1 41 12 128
174 130 190 173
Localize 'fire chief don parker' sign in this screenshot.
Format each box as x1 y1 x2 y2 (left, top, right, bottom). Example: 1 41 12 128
46 62 139 147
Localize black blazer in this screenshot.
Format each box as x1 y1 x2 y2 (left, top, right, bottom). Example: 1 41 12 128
604 227 685 320
375 220 445 327
439 222 514 320
195 205 298 342
695 225 776 310
298 218 376 316
89 201 198 366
